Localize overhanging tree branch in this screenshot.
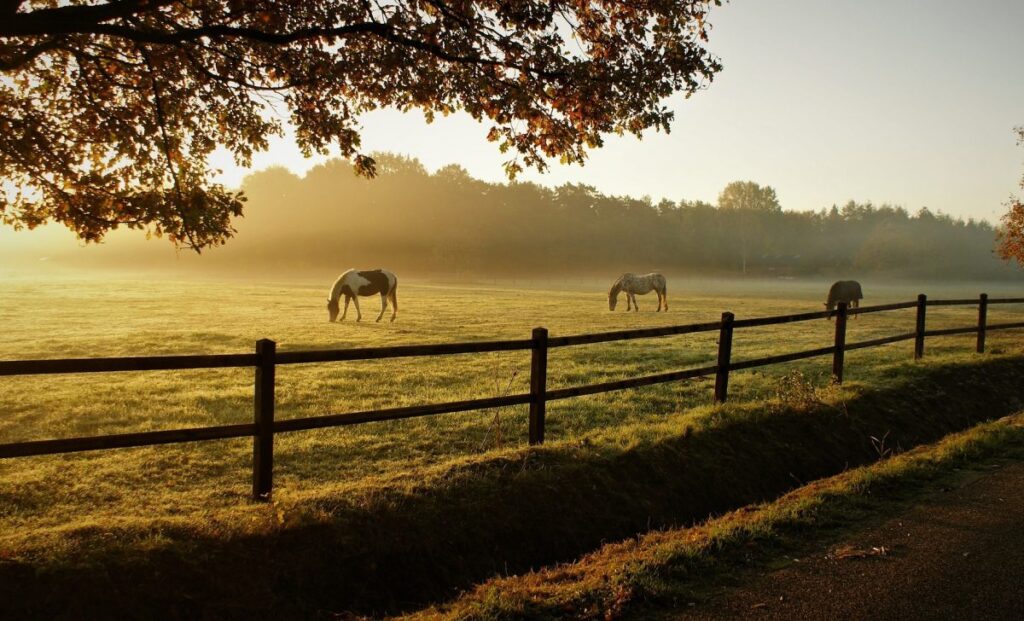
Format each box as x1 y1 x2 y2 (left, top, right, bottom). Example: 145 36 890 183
1 0 723 250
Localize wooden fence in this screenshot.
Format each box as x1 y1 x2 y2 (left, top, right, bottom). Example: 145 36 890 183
1 293 1023 500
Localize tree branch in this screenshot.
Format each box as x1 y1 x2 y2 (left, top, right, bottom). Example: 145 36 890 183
3 8 565 79
0 37 62 70
1 1 176 36
139 47 186 213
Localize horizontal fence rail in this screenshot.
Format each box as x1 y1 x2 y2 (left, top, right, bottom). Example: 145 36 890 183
545 365 720 401
848 301 919 315
0 353 258 377
732 309 833 328
275 339 533 365
730 346 837 371
924 326 982 338
275 394 534 433
843 332 918 351
987 321 1024 331
548 321 722 347
2 292 1022 499
0 423 257 459
927 298 981 306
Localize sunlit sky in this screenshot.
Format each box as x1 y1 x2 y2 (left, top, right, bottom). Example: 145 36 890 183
209 0 1024 223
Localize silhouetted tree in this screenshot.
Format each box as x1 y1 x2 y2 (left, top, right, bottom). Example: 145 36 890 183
0 0 723 250
717 180 781 273
717 181 781 213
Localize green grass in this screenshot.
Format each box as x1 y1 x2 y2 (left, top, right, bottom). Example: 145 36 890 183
0 277 1021 535
0 274 1022 616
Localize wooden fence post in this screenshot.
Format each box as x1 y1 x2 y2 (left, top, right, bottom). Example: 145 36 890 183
832 302 848 383
529 327 548 445
914 294 927 360
977 293 988 353
714 312 734 403
253 338 276 501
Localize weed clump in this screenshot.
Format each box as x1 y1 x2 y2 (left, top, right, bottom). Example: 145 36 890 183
768 370 848 417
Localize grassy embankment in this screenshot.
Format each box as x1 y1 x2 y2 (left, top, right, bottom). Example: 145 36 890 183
0 276 1022 616
410 414 1024 621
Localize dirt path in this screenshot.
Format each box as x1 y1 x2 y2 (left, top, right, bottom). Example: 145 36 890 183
671 460 1024 621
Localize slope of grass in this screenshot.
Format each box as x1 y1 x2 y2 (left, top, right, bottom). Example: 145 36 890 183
411 414 1024 621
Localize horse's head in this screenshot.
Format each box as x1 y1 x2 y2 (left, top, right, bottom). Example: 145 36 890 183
608 286 619 311
327 298 340 322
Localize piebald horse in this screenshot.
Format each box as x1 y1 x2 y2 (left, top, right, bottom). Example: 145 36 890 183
608 272 668 312
327 269 398 322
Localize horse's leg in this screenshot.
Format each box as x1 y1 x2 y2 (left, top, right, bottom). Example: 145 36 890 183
341 295 350 321
389 289 398 322
662 287 668 311
352 295 363 321
625 294 632 311
376 293 387 322
631 293 638 312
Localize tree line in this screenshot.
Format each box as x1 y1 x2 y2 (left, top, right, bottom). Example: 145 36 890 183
193 153 1010 280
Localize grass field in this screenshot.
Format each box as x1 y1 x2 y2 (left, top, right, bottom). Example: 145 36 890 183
1 272 1022 561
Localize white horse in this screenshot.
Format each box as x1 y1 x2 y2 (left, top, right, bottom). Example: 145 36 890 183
327 269 398 322
608 272 668 312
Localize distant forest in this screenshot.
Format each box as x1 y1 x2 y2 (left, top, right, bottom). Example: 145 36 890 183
37 152 1018 280
203 153 1009 280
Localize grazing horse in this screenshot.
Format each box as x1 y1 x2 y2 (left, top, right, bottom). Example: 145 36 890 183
824 280 863 320
608 273 668 312
327 269 398 322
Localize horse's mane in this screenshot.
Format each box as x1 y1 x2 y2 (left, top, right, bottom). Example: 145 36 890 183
328 270 354 302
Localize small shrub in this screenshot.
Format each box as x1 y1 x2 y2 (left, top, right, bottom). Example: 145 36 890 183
772 370 820 411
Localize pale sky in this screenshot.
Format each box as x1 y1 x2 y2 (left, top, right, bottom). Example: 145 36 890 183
209 0 1024 223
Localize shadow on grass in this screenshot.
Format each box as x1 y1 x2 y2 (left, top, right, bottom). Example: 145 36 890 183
3 358 1023 619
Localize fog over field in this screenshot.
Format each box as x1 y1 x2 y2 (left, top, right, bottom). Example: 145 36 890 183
3 154 1021 284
